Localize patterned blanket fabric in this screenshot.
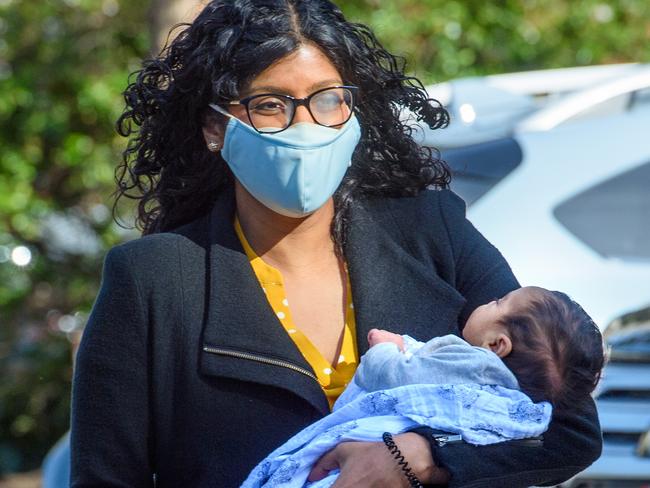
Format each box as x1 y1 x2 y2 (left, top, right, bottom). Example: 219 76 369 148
241 382 551 488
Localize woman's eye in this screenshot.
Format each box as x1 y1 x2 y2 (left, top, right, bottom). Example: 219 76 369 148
250 98 286 114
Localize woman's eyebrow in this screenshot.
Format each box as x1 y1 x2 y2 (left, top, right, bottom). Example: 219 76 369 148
309 79 345 91
244 86 292 96
246 79 344 96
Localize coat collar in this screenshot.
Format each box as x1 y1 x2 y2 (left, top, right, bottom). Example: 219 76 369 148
199 190 465 416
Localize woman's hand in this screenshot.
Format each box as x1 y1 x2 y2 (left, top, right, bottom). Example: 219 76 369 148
307 432 450 487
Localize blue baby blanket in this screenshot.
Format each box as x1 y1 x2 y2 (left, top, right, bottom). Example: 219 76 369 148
241 382 551 487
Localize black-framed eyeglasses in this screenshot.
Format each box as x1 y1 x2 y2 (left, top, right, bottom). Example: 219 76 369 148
223 85 358 134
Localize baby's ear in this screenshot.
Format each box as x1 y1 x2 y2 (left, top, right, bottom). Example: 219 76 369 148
487 333 512 358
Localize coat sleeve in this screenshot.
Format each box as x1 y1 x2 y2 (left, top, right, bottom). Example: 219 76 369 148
70 246 154 487
436 190 520 328
415 190 602 487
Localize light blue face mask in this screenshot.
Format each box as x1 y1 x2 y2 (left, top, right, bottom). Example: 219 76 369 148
209 104 362 218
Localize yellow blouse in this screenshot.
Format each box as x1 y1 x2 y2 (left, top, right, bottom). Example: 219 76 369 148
234 217 358 409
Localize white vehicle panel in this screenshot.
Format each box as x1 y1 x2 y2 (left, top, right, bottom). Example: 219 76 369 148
467 109 650 329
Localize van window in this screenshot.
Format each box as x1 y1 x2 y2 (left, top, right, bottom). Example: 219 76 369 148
443 138 523 206
554 160 650 261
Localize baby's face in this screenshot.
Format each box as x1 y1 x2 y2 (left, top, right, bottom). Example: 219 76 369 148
462 286 543 347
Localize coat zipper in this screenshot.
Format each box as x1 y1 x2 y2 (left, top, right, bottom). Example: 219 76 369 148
433 434 543 447
203 345 319 382
205 345 544 450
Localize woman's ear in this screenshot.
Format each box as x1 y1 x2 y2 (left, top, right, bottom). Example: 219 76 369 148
202 109 226 151
485 333 512 358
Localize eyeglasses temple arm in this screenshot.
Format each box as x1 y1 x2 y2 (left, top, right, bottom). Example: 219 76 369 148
208 103 235 118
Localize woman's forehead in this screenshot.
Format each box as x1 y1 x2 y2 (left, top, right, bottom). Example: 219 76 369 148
246 44 343 96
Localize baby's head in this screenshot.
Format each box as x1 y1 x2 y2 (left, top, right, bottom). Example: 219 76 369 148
463 286 605 408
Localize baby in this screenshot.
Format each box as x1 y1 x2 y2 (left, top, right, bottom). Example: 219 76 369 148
359 286 605 408
243 286 605 488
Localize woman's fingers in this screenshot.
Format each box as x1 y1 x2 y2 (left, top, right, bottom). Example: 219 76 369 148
311 441 409 488
308 436 448 487
333 441 407 488
308 446 341 481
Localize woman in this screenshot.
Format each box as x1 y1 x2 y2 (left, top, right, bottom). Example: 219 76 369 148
70 1 601 487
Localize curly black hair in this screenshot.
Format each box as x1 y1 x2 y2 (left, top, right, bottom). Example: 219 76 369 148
115 0 450 253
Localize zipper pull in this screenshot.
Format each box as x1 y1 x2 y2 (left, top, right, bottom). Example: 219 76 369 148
432 434 463 447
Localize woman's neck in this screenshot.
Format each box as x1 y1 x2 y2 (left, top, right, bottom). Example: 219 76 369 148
234 183 339 274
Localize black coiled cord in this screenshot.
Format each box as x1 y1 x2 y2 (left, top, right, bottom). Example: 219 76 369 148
382 432 424 488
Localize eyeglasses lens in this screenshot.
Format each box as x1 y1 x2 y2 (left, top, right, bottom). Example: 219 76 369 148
309 88 353 127
247 96 293 133
247 88 354 133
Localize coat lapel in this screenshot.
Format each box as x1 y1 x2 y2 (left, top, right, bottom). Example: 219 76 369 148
199 189 330 416
345 198 466 356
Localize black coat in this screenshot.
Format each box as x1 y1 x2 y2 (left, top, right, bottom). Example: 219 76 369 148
70 188 601 487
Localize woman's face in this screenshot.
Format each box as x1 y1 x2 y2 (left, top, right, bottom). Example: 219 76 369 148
229 43 345 127
202 43 352 218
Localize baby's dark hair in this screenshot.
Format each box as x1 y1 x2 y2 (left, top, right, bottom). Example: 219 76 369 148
499 288 605 409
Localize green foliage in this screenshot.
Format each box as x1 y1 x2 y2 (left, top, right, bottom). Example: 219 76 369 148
339 0 650 82
1 0 649 475
0 0 148 474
